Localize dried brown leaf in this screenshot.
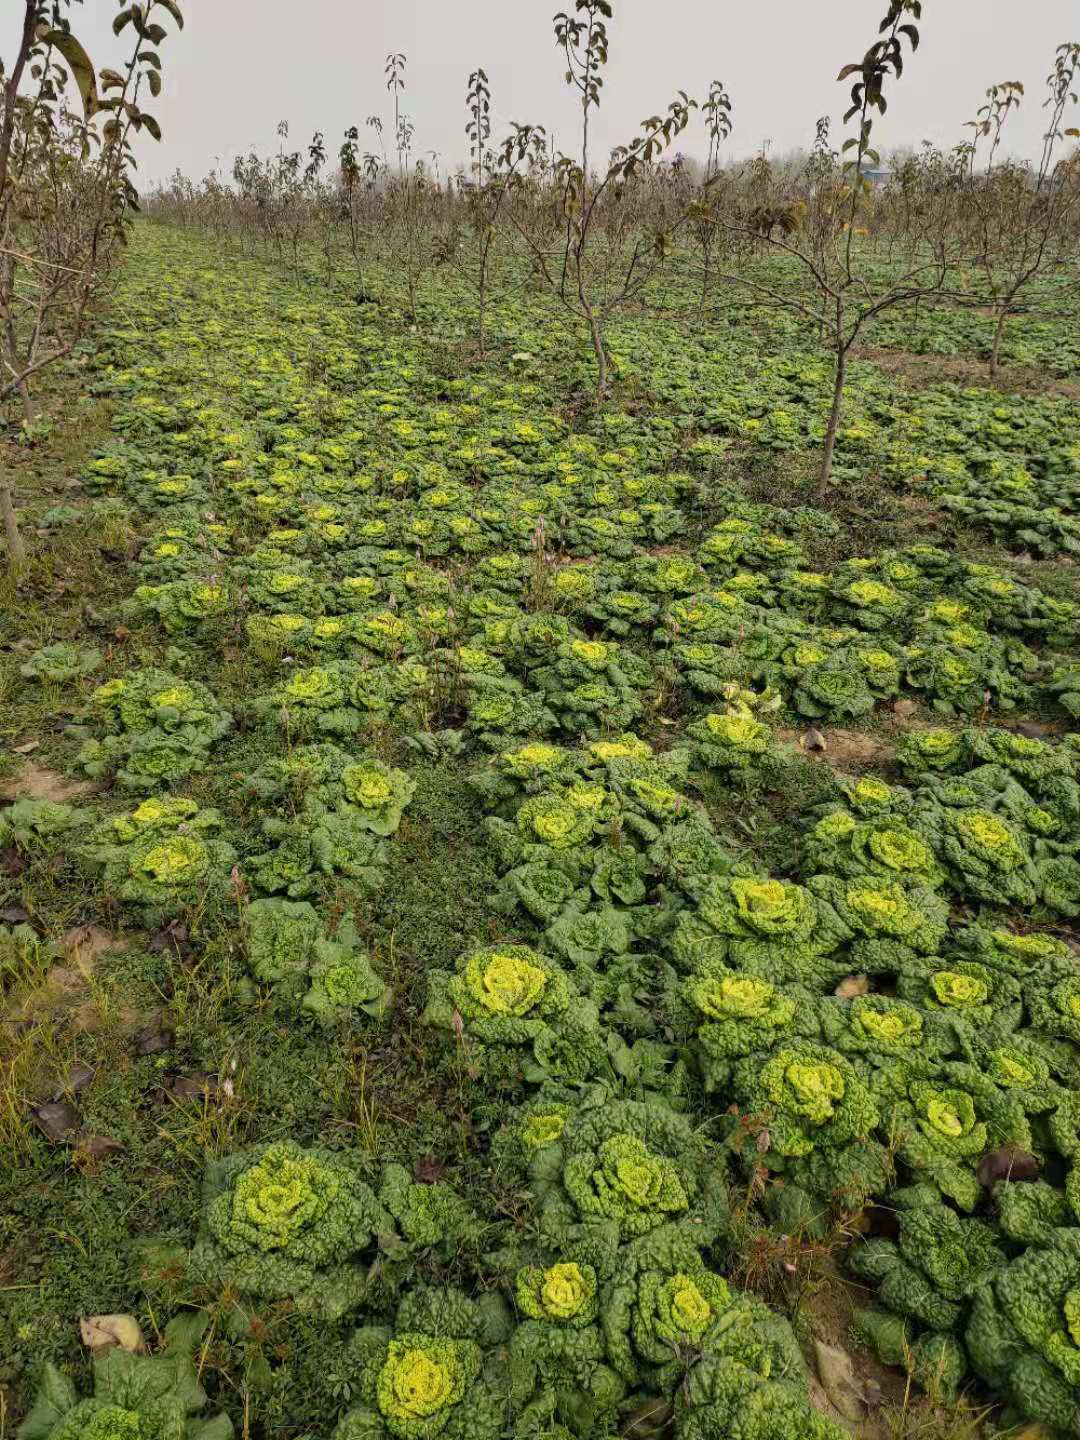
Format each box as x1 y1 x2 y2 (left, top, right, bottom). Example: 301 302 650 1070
813 1338 868 1423
834 974 870 999
978 1145 1040 1188
413 1157 446 1185
75 1134 126 1164
32 1100 81 1143
79 1314 144 1353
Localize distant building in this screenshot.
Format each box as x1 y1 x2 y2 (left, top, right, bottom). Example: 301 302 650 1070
860 166 891 187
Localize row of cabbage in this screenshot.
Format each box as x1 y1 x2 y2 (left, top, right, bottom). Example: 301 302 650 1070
391 255 1080 556
605 304 1080 555
75 455 1080 735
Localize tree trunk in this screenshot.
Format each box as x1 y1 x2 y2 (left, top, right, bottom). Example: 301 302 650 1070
477 235 488 361
990 307 1007 381
587 309 608 404
575 247 607 404
0 3 39 220
817 344 847 500
1 480 26 566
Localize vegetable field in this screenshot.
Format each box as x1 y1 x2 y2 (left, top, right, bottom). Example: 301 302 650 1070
3 214 1080 1440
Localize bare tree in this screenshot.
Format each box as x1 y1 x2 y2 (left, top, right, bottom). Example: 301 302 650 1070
0 0 182 564
698 1 966 498
960 44 1080 379
498 0 697 402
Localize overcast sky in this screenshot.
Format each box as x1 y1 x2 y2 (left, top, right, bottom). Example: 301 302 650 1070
6 1 1078 184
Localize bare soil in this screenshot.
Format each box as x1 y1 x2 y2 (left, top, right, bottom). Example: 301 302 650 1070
0 763 93 804
859 345 1080 403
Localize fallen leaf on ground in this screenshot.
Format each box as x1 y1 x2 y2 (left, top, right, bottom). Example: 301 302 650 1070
814 1338 869 1423
978 1145 1040 1188
167 1072 218 1101
51 1062 96 1099
75 1135 126 1165
413 1157 445 1184
834 975 870 999
149 921 190 959
31 1100 81 1143
136 1016 175 1055
80 1314 144 1353
3 846 27 878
